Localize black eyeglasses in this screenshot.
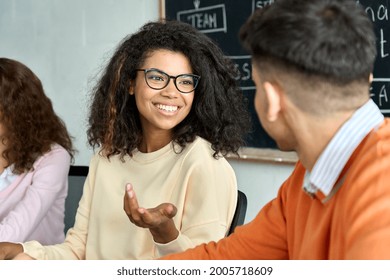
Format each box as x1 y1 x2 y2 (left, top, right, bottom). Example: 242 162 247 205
136 68 201 94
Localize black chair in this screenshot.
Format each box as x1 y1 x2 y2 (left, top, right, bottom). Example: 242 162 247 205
65 165 89 233
228 190 248 236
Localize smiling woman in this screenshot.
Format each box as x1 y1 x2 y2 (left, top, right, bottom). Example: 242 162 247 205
130 50 196 144
0 19 251 260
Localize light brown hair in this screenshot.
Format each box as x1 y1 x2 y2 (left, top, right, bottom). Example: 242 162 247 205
0 58 75 174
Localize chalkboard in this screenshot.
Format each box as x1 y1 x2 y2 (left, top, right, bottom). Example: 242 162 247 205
163 0 390 150
359 0 390 116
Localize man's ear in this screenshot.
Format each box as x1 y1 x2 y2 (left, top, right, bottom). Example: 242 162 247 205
263 81 281 122
369 73 373 83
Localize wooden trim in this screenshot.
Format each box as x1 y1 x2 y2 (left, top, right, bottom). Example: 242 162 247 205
226 147 298 165
159 0 166 20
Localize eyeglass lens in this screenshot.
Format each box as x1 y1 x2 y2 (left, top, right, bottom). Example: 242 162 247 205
143 69 199 93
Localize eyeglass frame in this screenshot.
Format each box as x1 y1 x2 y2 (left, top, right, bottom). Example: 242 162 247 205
135 68 201 94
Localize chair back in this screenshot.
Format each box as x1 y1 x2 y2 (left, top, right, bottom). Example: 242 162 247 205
65 165 89 233
227 189 247 235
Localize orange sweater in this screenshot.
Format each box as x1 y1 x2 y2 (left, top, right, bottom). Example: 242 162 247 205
162 119 390 259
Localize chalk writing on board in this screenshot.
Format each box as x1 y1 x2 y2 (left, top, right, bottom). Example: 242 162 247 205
358 0 390 115
228 55 254 90
364 4 388 58
252 0 274 12
177 3 227 33
370 80 390 114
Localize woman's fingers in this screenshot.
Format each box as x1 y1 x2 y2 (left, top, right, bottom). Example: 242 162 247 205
124 184 178 228
124 183 142 224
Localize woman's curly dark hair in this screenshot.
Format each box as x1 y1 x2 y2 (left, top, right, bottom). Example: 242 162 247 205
88 20 251 159
0 58 75 174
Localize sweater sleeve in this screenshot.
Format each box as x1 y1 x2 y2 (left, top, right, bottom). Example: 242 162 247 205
0 145 70 242
155 154 237 257
22 156 97 259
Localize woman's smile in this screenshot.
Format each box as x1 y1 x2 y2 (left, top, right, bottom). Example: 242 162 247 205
154 103 180 114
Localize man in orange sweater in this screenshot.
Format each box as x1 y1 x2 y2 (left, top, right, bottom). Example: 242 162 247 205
162 0 390 259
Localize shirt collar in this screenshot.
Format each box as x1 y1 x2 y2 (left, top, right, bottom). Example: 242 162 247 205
0 165 18 192
305 99 384 197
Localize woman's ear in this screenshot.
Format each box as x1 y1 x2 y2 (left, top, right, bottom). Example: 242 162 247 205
263 81 282 122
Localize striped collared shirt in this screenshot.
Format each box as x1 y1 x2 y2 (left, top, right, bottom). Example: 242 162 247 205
303 99 384 198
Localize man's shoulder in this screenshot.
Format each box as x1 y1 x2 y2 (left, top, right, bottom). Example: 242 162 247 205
361 118 390 153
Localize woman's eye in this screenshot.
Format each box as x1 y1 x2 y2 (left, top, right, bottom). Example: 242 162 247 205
178 77 194 85
148 75 165 82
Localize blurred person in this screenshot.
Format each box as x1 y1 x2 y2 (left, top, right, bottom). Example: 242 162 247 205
0 57 74 245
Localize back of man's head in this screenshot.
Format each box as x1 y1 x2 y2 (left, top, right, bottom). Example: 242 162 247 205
240 0 376 114
240 0 376 84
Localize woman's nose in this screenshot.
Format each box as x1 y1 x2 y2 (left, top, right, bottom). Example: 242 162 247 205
161 79 179 98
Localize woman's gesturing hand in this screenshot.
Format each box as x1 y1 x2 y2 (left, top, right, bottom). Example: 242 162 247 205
123 183 179 244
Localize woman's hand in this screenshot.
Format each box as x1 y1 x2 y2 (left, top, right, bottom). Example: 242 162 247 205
0 242 24 260
123 183 179 244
